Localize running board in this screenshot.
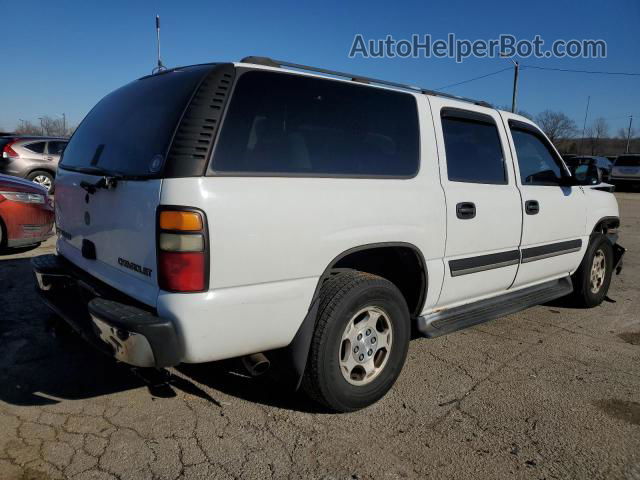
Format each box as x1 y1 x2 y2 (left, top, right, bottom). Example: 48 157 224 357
417 277 573 338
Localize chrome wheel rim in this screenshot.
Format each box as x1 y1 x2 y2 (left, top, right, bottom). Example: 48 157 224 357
590 249 606 294
339 306 393 386
33 175 52 190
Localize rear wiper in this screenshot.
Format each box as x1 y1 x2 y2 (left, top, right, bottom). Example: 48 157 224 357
66 166 149 194
80 176 120 194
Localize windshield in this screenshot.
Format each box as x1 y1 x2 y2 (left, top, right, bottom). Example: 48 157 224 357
61 65 212 176
614 156 640 167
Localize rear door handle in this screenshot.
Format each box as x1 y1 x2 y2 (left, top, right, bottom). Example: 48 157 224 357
525 200 540 215
456 202 476 219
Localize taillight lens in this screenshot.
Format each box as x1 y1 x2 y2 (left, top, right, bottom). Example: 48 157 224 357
2 141 19 159
157 208 208 293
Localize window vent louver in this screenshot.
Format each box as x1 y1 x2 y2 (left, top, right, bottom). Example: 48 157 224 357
165 63 236 177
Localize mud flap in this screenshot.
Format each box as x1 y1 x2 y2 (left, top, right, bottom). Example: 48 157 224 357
612 243 626 275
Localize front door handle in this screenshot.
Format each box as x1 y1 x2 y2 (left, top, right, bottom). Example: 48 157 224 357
456 202 476 219
525 200 540 215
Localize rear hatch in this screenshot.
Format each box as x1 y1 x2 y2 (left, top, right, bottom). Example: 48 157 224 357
55 65 215 307
612 155 640 178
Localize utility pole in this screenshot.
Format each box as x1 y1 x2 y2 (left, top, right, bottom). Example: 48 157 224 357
499 53 519 114
579 96 590 155
626 115 633 154
38 117 44 136
62 113 66 136
511 61 519 113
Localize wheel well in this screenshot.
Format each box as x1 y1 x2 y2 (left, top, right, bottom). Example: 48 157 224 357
27 168 56 178
593 216 619 234
322 244 427 317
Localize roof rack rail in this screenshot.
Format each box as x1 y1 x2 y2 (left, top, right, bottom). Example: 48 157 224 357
240 56 493 108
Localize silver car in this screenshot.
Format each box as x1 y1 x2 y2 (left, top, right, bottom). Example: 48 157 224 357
610 154 640 188
0 136 68 192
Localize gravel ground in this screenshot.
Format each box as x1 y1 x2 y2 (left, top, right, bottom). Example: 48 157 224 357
1 193 639 480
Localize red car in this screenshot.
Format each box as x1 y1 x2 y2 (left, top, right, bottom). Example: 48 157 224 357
0 174 54 249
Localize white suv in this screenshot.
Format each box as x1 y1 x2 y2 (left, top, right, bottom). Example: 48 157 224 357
32 57 625 412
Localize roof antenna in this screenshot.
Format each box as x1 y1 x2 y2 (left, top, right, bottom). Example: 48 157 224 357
152 15 166 74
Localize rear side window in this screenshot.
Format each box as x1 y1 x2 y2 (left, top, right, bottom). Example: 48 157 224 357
511 128 563 185
61 66 211 176
24 142 46 154
441 114 506 184
615 155 640 167
47 141 67 155
211 71 419 177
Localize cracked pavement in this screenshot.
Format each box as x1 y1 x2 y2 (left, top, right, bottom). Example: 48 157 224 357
1 192 639 480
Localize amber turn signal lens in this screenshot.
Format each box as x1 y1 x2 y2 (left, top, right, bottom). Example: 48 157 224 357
159 211 203 231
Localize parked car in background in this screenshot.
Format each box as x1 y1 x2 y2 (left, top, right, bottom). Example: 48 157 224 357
0 174 54 249
0 136 68 192
564 156 613 182
610 154 640 188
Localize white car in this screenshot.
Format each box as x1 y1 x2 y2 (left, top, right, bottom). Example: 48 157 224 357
32 57 625 412
609 154 640 187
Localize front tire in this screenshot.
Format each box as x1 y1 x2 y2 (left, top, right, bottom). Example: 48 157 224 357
571 233 613 307
302 271 410 412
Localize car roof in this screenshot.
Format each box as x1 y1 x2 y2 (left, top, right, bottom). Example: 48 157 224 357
12 136 68 142
147 57 497 111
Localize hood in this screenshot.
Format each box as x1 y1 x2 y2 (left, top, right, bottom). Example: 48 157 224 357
0 174 48 194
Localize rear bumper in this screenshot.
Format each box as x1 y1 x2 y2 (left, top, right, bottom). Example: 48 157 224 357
31 254 182 367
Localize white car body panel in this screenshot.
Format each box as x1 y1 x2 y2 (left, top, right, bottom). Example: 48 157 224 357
429 97 522 306
55 169 161 307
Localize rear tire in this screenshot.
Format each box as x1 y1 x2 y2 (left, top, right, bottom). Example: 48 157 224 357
27 170 55 193
302 271 410 412
571 234 613 307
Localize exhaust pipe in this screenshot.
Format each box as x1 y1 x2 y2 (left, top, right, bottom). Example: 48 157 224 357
241 353 270 377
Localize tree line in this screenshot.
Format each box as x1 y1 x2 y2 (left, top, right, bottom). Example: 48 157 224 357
534 111 637 156
501 107 636 156
13 116 75 138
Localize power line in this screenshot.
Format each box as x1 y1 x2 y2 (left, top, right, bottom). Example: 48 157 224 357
436 63 640 92
436 67 512 90
522 65 640 76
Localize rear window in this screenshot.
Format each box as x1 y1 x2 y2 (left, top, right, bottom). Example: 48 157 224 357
211 71 420 177
61 66 211 176
615 155 640 167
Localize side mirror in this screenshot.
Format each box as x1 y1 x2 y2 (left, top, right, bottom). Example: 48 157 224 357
571 164 602 186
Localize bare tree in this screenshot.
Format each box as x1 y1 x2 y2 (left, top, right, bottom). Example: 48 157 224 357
14 116 70 137
617 127 637 140
535 110 577 144
587 117 609 155
14 120 42 136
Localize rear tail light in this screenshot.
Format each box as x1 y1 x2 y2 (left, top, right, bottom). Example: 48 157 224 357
157 208 208 292
2 141 19 159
